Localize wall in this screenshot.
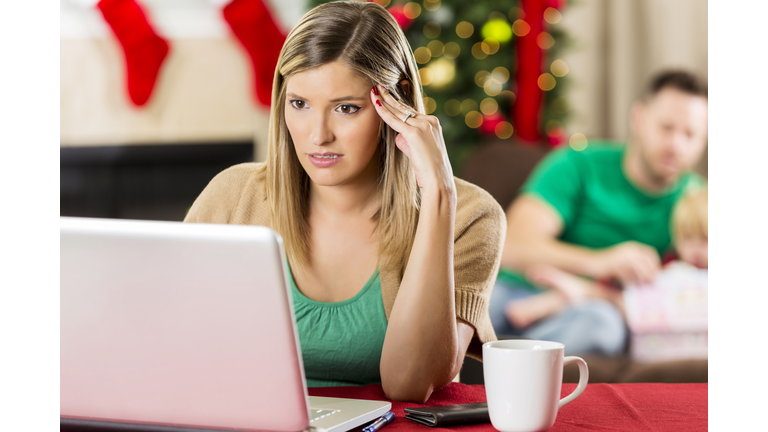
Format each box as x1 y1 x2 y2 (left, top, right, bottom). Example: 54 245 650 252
558 0 708 140
60 0 305 160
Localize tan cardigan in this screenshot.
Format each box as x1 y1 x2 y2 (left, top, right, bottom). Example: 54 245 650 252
184 163 505 359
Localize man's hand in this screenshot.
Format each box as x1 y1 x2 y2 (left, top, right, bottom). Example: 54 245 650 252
593 241 661 286
502 196 662 286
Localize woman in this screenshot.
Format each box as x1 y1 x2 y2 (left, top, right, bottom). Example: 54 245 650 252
185 0 505 403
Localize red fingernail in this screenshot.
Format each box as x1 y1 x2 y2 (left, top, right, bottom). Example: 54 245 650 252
372 86 379 95
376 100 382 107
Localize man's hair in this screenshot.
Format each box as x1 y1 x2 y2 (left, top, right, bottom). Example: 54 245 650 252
646 70 708 100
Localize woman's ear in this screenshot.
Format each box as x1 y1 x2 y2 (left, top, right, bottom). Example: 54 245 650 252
399 79 411 95
397 79 414 106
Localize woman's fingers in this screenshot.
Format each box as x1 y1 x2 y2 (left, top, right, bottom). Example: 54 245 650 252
370 87 411 135
370 84 455 190
378 84 432 127
378 85 415 116
376 85 446 151
394 133 411 159
376 85 429 130
371 83 448 158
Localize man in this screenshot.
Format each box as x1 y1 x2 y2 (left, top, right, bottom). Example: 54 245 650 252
489 70 708 355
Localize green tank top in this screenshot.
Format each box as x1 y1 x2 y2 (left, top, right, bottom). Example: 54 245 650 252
287 267 388 387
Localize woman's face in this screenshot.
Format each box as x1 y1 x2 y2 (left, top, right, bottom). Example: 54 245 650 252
284 61 382 188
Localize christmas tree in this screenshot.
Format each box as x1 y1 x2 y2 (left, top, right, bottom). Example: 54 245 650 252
307 0 572 170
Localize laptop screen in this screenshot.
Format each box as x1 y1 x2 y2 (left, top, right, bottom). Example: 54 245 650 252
61 217 309 431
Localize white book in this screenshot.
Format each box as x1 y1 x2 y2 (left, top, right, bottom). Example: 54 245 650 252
623 262 708 362
623 262 708 334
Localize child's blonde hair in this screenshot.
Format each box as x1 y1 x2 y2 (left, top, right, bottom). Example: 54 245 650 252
672 185 708 241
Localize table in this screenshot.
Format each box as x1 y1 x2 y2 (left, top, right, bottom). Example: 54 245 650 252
310 382 707 431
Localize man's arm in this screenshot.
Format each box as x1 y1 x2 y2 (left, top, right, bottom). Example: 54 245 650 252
501 195 660 285
501 195 598 275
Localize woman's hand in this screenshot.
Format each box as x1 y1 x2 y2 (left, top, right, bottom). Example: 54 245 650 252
371 85 469 402
370 85 454 195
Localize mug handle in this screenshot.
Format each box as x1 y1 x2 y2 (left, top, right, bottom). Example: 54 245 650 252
558 356 589 409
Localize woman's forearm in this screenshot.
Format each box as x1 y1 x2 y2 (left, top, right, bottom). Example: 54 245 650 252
380 183 460 403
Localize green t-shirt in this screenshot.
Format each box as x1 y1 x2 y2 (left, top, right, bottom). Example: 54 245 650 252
498 142 705 289
288 267 388 387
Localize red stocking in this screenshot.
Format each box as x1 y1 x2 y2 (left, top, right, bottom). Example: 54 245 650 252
222 0 287 108
97 0 170 107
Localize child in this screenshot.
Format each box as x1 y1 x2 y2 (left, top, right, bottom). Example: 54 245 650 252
668 185 708 269
505 185 708 329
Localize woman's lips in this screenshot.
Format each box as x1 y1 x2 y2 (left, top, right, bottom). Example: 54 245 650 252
308 153 343 168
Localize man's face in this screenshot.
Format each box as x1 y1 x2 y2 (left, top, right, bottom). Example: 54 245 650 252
631 88 708 185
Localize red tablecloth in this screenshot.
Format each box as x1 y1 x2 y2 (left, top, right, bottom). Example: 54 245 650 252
309 383 707 431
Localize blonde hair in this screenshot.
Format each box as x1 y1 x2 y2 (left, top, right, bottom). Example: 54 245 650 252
261 0 423 276
672 185 708 241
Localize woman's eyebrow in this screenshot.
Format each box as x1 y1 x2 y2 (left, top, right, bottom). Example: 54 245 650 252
286 92 367 103
329 95 367 103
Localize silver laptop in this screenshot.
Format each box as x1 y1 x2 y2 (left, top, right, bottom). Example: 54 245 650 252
60 217 390 432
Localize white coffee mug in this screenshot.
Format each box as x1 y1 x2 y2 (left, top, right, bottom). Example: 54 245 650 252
482 340 588 432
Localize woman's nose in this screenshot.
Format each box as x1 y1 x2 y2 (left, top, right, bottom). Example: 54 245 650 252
310 114 334 146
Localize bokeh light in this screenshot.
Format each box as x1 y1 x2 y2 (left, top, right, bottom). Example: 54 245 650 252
444 99 461 116
480 98 499 115
427 40 444 57
423 96 437 114
482 38 500 55
547 128 567 146
481 19 513 43
418 67 433 86
484 79 502 96
492 66 510 83
495 121 514 139
465 111 483 128
373 0 391 7
460 99 478 114
423 21 441 38
480 113 504 135
443 42 460 59
569 133 588 151
512 19 530 37
475 70 490 87
427 58 455 89
550 59 569 77
538 73 556 91
537 32 554 49
403 2 422 19
456 21 474 38
543 7 562 24
498 90 516 104
424 0 441 12
472 42 488 59
414 47 432 64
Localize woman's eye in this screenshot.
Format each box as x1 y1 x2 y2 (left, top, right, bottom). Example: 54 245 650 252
290 100 306 109
337 104 361 114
